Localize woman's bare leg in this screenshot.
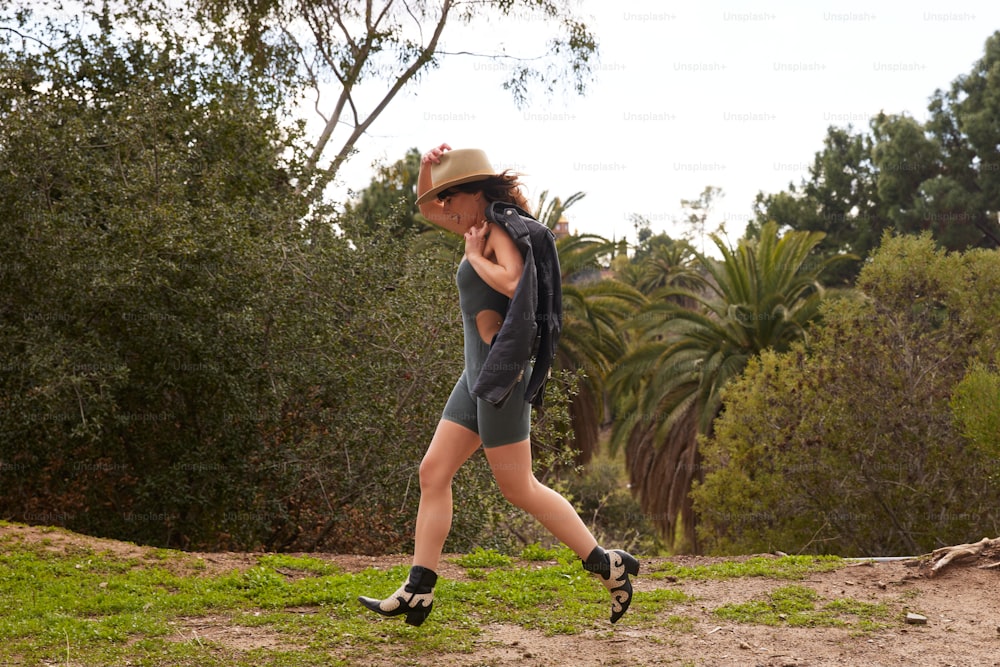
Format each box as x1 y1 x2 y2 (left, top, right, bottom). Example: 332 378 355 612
412 419 483 570
484 439 598 558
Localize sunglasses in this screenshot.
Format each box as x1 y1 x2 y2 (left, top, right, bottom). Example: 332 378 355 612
436 188 459 201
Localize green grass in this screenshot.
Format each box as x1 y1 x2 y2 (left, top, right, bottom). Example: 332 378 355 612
449 546 515 568
713 584 892 629
0 525 894 666
0 535 684 666
648 554 845 581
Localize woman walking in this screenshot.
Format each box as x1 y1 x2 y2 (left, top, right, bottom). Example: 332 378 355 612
358 143 638 626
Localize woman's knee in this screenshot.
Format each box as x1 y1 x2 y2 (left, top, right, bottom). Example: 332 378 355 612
495 475 537 509
419 420 481 491
419 454 453 492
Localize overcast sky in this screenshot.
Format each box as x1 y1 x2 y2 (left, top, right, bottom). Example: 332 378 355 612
326 0 999 249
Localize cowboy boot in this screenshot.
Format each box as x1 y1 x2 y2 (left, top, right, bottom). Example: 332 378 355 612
582 546 640 624
357 565 438 627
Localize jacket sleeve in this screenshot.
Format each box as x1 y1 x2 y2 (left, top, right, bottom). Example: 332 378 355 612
525 229 562 407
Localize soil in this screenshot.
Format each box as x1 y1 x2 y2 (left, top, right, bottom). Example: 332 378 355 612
4 523 1000 667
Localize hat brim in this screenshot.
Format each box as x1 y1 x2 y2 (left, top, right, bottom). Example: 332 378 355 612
415 172 495 206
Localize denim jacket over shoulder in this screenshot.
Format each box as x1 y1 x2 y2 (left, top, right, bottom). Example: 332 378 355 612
471 202 562 408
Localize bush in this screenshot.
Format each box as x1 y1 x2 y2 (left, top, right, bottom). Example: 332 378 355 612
951 364 1000 460
692 235 1000 556
0 5 584 554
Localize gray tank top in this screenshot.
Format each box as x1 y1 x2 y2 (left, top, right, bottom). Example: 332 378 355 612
456 258 510 372
457 258 509 316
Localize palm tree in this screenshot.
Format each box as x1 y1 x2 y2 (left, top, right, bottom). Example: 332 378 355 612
555 233 645 461
535 190 586 231
534 191 645 462
608 221 849 551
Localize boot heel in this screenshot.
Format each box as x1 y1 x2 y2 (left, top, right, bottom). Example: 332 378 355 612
621 552 640 576
404 605 432 626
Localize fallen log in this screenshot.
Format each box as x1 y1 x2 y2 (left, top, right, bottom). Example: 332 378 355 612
920 537 1000 576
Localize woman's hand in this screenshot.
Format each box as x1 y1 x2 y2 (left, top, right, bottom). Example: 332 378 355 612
422 143 452 165
465 221 522 298
464 221 489 259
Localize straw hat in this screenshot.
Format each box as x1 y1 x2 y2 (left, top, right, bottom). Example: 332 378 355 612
415 148 496 205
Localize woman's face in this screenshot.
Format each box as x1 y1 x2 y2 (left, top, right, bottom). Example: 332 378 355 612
438 189 485 232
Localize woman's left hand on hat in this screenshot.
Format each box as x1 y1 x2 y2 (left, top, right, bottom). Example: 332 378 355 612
422 143 452 165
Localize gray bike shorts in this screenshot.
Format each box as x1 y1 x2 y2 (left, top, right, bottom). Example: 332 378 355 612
441 368 531 448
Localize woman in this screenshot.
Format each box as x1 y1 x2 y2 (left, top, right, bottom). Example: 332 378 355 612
358 143 638 626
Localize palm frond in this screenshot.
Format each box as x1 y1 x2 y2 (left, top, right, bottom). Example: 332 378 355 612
609 220 849 551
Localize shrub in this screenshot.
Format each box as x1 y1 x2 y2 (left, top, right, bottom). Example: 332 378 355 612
692 235 1000 556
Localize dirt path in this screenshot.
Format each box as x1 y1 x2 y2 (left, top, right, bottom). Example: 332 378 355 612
329 552 1000 666
4 523 999 666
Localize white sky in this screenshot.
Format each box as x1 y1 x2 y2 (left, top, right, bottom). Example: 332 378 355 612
325 0 999 249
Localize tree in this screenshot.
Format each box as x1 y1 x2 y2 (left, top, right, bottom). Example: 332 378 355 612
0 5 502 554
950 364 1000 460
692 234 1000 556
555 233 644 462
923 30 1000 248
680 186 724 255
536 190 587 231
751 126 882 285
0 4 313 547
343 147 425 238
621 233 700 300
190 0 599 198
754 31 1000 282
607 222 847 551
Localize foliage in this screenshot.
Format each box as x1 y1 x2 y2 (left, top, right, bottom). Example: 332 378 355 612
188 0 599 196
519 542 564 561
754 31 1000 283
556 234 645 462
750 126 879 285
0 5 519 554
608 222 846 551
562 450 663 555
343 148 424 238
535 190 587 232
692 235 1000 556
0 4 312 549
950 364 1000 460
277 215 475 554
619 234 701 299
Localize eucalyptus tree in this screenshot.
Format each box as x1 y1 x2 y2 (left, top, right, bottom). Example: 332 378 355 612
189 0 599 199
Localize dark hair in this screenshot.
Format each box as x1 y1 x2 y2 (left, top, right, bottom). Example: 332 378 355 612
450 170 529 210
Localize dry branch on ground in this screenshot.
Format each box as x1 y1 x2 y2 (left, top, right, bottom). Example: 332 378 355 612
918 537 1000 576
